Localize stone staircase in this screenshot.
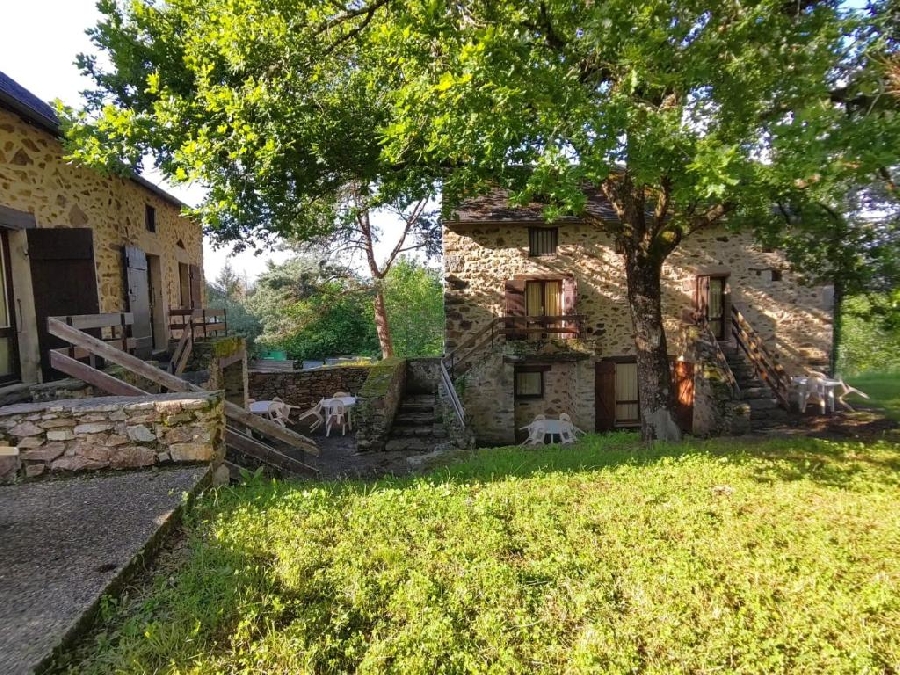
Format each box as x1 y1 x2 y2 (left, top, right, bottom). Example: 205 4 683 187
385 393 448 452
723 345 789 431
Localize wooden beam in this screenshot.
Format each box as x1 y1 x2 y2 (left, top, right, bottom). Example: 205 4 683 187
53 312 134 330
47 318 320 455
225 428 318 476
50 351 147 396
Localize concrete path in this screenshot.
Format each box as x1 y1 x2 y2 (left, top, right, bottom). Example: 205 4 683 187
0 467 208 675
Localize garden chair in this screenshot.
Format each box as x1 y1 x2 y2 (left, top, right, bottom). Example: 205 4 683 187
333 391 353 428
295 402 325 431
806 370 870 412
268 398 293 427
558 413 585 444
519 414 547 446
325 399 348 437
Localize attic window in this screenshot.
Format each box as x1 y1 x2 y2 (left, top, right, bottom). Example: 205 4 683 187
145 204 156 233
529 227 558 256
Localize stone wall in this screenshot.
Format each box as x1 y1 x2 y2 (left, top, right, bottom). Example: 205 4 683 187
0 392 224 480
187 337 249 409
248 365 372 412
683 325 751 436
443 222 832 374
406 358 441 394
355 358 406 452
0 105 204 382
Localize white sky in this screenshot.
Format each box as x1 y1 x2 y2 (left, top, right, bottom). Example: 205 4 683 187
0 0 420 282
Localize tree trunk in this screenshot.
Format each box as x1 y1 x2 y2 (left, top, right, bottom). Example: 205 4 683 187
373 283 394 358
622 246 682 443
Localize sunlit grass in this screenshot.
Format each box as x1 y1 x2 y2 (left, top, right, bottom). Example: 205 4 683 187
56 435 900 674
846 372 900 420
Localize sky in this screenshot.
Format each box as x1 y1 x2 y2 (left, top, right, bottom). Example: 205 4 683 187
0 0 418 283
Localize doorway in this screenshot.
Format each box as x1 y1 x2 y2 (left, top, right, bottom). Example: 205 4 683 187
147 254 166 350
525 279 561 339
696 275 728 340
595 359 640 431
0 230 19 384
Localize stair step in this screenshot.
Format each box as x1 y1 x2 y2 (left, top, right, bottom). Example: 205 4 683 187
746 397 779 411
394 413 437 426
385 438 441 452
399 403 435 414
390 425 445 438
741 386 775 400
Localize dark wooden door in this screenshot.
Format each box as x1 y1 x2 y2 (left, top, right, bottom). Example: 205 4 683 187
595 361 616 432
696 275 727 339
673 361 695 433
123 245 153 359
0 230 19 383
189 264 203 309
28 228 100 379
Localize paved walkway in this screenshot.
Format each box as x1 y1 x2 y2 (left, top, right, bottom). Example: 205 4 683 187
0 467 208 675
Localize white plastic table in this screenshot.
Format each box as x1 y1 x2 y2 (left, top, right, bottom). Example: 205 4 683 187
249 400 278 418
319 396 357 408
792 376 840 414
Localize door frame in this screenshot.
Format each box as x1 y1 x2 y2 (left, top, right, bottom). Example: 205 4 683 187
0 229 19 384
695 274 729 341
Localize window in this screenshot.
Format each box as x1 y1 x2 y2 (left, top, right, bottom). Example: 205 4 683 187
515 366 546 399
529 227 558 256
145 204 156 233
614 361 640 425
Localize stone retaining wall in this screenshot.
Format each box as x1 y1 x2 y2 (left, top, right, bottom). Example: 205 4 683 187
248 365 372 412
355 358 406 452
684 325 751 436
0 392 224 481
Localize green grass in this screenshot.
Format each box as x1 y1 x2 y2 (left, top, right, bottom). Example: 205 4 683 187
846 372 900 420
56 435 900 674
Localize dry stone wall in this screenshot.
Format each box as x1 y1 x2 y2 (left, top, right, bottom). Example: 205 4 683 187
0 392 224 480
248 365 372 412
355 359 406 452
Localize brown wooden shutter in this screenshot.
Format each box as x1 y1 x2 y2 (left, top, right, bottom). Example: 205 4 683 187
672 361 694 433
188 264 202 309
505 279 526 341
594 360 616 431
123 245 153 359
27 228 100 380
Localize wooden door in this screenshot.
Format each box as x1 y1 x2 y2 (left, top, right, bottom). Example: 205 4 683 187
595 361 616 431
673 361 694 433
27 228 100 379
696 275 727 339
189 264 203 309
0 230 19 383
123 245 153 359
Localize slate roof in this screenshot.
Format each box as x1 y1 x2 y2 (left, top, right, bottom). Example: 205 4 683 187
0 71 184 208
450 186 622 225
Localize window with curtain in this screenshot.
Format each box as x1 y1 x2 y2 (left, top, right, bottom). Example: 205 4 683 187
515 368 544 398
525 280 562 339
615 362 640 425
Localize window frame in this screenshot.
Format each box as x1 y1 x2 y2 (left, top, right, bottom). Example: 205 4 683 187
528 227 558 257
145 204 157 233
514 365 549 399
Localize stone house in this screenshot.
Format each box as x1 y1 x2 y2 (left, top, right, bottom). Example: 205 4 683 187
0 72 204 386
443 189 834 446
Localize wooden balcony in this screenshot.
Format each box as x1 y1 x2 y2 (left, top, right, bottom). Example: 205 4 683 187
499 314 586 340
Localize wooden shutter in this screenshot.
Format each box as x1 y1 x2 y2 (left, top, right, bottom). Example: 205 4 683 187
123 245 153 359
594 361 616 431
505 279 526 340
673 361 694 433
27 228 100 379
188 264 203 309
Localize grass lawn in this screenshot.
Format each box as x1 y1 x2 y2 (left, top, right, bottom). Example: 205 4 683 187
846 372 900 420
56 435 900 674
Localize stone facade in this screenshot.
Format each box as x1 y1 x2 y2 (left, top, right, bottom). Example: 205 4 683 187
444 217 833 443
0 102 204 384
355 359 406 452
248 365 372 413
0 392 224 480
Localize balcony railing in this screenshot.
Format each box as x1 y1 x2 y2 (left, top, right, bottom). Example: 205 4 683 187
499 314 585 339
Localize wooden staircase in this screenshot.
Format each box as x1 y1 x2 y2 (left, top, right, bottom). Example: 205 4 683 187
385 394 448 452
722 344 789 430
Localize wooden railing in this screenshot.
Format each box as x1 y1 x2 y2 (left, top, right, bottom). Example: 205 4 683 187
439 361 466 424
170 324 192 375
731 305 792 409
169 308 227 340
695 318 740 396
46 315 319 473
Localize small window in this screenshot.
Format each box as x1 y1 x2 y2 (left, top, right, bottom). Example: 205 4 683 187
515 367 545 399
145 204 156 233
529 227 558 256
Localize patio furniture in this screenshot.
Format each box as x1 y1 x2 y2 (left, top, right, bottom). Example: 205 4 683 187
295 402 325 431
268 398 293 427
325 399 348 437
805 370 870 412
558 413 585 444
320 395 357 432
519 414 548 446
792 375 840 414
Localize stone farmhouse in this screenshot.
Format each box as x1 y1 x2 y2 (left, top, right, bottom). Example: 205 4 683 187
442 189 834 446
0 72 204 387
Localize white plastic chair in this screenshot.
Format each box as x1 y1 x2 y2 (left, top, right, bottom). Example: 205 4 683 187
333 391 353 429
519 414 547 446
325 399 348 437
806 370 870 412
558 413 585 444
295 402 325 431
268 400 293 427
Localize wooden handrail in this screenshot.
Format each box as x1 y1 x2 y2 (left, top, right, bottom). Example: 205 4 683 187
439 361 466 424
47 317 319 456
695 319 740 396
730 305 792 409
171 325 192 375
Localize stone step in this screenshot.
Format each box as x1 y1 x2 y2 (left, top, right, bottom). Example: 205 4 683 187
385 438 442 452
741 386 775 400
746 397 779 411
399 402 435 414
389 425 447 439
394 412 437 426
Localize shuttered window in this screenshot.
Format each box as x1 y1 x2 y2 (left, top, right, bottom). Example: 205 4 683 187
529 227 558 256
